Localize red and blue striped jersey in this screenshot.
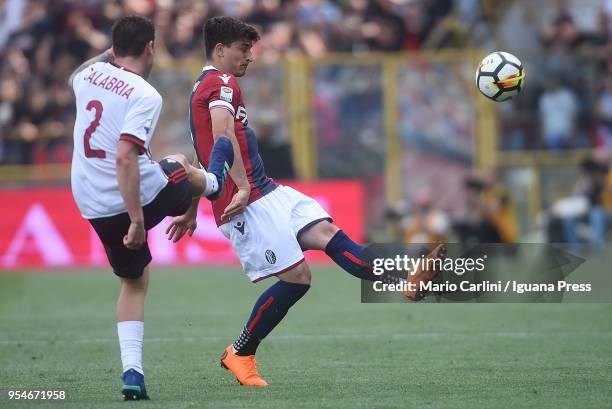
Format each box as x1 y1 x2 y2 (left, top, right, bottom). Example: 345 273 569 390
189 65 277 226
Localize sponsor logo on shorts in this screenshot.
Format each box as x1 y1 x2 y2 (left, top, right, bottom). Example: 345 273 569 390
265 249 276 265
233 221 245 235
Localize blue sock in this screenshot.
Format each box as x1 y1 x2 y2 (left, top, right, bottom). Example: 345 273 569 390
324 230 379 281
233 281 310 356
207 136 234 198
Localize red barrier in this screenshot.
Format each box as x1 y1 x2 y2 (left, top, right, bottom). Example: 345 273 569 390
0 181 364 270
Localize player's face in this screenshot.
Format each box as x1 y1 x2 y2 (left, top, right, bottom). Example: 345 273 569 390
222 40 254 77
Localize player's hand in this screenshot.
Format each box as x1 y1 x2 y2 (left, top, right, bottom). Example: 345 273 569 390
222 187 250 222
166 213 198 243
124 221 146 250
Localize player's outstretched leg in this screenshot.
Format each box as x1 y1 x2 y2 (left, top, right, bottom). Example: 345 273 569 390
299 221 383 281
403 244 446 300
299 220 444 301
117 267 150 400
221 263 311 386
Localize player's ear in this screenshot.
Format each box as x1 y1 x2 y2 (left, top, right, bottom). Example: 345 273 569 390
146 41 154 55
214 42 224 59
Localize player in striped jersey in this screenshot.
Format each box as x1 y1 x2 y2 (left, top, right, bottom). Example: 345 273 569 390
167 16 443 387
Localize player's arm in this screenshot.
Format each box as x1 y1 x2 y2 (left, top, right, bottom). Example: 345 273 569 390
68 48 114 87
169 104 249 235
210 108 250 221
116 140 145 250
210 107 249 190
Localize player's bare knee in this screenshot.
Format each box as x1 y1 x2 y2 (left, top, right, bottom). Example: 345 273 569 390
278 262 312 285
298 268 312 285
299 220 339 250
120 268 149 292
320 222 340 241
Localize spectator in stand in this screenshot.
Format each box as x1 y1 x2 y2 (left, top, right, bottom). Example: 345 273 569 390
402 0 426 50
453 173 517 246
561 156 612 249
361 0 406 51
540 0 582 51
0 74 20 163
247 0 284 31
538 75 578 150
539 0 584 90
403 188 450 245
595 74 612 149
588 155 612 247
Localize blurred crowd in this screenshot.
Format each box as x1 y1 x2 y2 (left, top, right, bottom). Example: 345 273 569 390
5 0 611 164
502 0 612 151
547 153 612 250
387 153 612 249
0 0 497 165
385 171 519 247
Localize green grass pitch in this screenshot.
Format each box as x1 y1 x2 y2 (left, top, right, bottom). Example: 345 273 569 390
0 267 611 409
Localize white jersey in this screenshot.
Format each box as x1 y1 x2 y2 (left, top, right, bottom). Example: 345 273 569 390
71 61 167 219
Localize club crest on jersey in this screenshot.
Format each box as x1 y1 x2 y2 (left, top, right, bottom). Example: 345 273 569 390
265 250 276 265
220 86 233 103
219 74 231 84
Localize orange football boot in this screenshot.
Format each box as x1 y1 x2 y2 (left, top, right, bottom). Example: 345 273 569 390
220 345 269 387
404 244 446 301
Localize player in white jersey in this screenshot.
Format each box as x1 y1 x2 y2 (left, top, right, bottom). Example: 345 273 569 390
69 16 225 401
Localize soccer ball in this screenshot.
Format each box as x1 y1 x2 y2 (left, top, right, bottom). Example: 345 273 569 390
475 51 525 102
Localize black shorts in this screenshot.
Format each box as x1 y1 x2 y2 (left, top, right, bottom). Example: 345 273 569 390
89 158 192 279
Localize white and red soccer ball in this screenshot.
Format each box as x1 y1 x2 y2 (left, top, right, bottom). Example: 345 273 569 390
475 51 525 102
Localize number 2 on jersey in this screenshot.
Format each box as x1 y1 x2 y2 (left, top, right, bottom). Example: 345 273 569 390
84 100 106 158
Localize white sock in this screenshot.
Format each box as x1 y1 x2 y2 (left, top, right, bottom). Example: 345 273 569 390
117 321 144 375
199 168 219 196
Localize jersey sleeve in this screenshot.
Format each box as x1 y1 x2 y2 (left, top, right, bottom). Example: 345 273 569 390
71 66 89 93
120 92 162 151
200 72 240 116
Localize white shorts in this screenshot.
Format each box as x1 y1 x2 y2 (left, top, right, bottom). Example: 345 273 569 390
219 185 331 282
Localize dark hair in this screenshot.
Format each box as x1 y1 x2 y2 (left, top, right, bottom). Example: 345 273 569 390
112 16 155 57
204 16 260 59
